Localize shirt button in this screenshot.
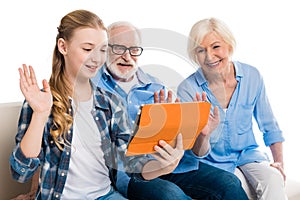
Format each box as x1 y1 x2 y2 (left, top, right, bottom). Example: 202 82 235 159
55 194 59 198
66 151 70 155
20 168 25 173
68 130 71 134
132 120 135 124
95 117 99 120
61 172 65 176
50 140 54 144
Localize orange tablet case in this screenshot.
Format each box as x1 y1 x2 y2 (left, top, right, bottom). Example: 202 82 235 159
126 101 211 156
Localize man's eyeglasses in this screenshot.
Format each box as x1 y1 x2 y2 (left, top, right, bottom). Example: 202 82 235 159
108 44 143 56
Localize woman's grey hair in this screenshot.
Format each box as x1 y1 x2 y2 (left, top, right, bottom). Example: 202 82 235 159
187 17 236 65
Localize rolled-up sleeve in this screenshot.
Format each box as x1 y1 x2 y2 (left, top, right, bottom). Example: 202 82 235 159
254 75 285 146
9 101 42 183
10 144 40 183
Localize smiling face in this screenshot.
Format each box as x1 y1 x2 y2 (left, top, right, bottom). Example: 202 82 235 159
59 27 108 84
195 31 232 74
106 25 141 82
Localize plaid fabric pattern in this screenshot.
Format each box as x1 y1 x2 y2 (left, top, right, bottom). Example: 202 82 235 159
10 86 148 200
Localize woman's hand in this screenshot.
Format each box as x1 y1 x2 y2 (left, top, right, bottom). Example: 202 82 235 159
270 162 286 181
190 92 219 156
194 92 219 136
19 64 52 117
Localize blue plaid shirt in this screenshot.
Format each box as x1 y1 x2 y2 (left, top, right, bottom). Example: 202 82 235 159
9 85 149 200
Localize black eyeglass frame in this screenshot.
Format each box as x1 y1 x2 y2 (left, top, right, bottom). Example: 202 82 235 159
108 44 143 56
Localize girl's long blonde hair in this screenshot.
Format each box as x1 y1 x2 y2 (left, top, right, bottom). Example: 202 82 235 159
49 9 106 150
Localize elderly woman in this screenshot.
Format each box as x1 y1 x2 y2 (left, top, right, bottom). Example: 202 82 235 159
177 17 287 200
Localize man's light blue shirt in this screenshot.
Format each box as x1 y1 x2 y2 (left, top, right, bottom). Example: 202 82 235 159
176 61 285 173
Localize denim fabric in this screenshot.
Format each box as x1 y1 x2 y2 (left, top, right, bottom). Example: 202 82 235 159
96 187 127 200
128 177 192 200
161 162 248 200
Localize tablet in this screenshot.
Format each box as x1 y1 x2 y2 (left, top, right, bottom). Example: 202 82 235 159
126 101 211 156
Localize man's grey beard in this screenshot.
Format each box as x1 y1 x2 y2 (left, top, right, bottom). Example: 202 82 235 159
107 64 138 81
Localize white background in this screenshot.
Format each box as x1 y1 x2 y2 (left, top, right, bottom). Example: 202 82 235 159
1 0 299 182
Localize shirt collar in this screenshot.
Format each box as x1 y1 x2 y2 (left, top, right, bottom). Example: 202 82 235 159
232 61 243 79
195 68 207 86
195 61 244 86
135 68 153 84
